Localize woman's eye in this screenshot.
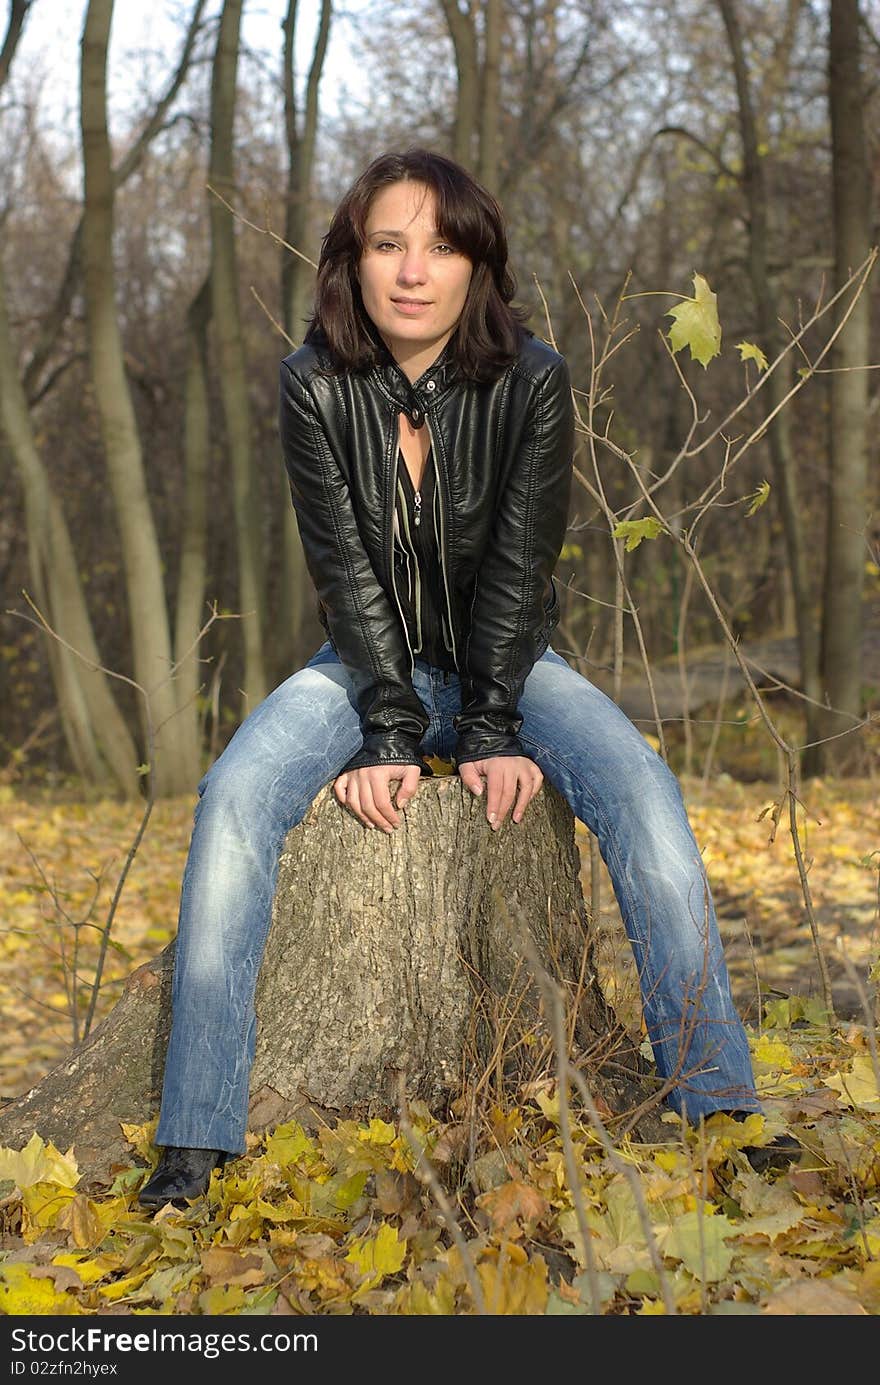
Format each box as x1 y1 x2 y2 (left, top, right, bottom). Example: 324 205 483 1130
371 241 457 254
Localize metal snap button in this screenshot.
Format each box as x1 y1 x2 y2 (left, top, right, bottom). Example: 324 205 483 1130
426 380 436 391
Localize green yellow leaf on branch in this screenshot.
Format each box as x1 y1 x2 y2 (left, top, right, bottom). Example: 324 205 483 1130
666 273 722 367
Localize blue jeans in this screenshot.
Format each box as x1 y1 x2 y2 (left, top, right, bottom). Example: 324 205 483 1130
156 642 759 1153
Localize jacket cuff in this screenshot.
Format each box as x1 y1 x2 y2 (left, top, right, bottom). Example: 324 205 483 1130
453 733 525 767
341 732 435 777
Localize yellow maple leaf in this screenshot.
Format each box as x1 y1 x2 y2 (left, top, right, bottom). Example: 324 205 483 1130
823 1054 880 1111
358 1117 397 1146
394 1275 457 1314
0 1132 80 1190
55 1195 108 1249
735 340 769 371
346 1221 407 1290
666 273 722 368
198 1283 247 1314
21 1182 78 1238
0 1262 83 1315
477 1248 549 1315
52 1251 125 1286
751 1035 795 1069
97 1267 155 1302
265 1120 317 1168
424 754 455 775
120 1120 158 1161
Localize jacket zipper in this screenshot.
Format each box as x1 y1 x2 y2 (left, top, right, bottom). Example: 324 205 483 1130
388 418 416 678
397 486 423 650
424 414 459 669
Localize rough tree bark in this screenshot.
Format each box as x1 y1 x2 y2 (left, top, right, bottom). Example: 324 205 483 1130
173 276 212 781
718 0 822 749
278 0 333 684
813 0 871 775
209 0 267 714
80 0 196 795
0 780 653 1185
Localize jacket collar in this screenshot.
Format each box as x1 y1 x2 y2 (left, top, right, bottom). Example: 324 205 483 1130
369 332 461 428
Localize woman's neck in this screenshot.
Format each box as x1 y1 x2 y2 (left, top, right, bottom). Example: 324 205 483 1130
382 335 452 385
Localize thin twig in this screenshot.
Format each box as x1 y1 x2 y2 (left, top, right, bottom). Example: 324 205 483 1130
395 1072 487 1315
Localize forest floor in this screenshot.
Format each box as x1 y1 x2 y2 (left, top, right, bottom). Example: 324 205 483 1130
0 772 878 1315
0 771 876 1100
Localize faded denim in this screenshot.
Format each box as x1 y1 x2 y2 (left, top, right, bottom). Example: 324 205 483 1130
156 642 760 1152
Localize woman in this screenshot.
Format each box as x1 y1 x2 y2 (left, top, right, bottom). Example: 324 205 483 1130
138 147 784 1209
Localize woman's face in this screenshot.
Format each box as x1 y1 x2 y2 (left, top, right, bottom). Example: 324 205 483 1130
358 180 473 367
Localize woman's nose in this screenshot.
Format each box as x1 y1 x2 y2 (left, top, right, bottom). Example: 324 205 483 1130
398 252 428 284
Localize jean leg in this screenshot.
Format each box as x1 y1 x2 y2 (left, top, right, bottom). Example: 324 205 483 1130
156 642 366 1153
515 648 760 1120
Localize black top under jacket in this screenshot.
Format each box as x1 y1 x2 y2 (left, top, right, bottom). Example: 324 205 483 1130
392 445 457 674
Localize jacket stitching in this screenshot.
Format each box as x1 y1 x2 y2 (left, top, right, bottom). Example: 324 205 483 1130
510 372 545 696
461 369 513 683
299 374 385 691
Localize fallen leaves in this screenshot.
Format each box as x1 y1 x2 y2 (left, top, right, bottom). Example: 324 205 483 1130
0 782 878 1315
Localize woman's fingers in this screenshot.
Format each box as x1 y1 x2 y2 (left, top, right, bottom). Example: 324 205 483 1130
337 758 541 833
512 769 542 824
333 765 419 832
355 775 397 833
478 756 544 829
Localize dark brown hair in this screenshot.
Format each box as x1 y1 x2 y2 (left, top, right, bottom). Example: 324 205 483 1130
302 147 530 382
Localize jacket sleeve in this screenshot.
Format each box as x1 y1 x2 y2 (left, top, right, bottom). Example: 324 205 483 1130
453 355 574 767
279 359 433 776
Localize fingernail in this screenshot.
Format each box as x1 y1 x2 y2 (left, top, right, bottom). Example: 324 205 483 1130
488 812 496 823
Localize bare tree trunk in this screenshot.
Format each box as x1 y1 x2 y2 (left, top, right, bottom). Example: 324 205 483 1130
0 255 139 794
478 0 502 192
278 0 332 684
23 0 208 404
0 0 30 89
812 0 871 774
0 781 650 1184
173 277 212 780
440 0 479 167
209 0 267 716
80 0 194 796
0 0 135 793
717 0 822 754
281 0 331 344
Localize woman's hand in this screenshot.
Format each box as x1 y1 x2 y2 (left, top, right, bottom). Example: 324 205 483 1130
333 764 422 833
456 756 544 830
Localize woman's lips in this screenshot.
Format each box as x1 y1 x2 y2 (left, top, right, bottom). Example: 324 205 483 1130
391 299 432 315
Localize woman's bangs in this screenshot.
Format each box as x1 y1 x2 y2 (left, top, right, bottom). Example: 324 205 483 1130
434 182 493 263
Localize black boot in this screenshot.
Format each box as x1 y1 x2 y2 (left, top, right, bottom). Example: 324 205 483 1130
138 1146 226 1209
741 1132 803 1173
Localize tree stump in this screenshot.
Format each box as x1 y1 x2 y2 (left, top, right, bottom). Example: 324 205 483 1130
0 778 654 1182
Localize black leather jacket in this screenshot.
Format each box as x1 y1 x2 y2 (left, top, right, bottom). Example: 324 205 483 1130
278 327 574 777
